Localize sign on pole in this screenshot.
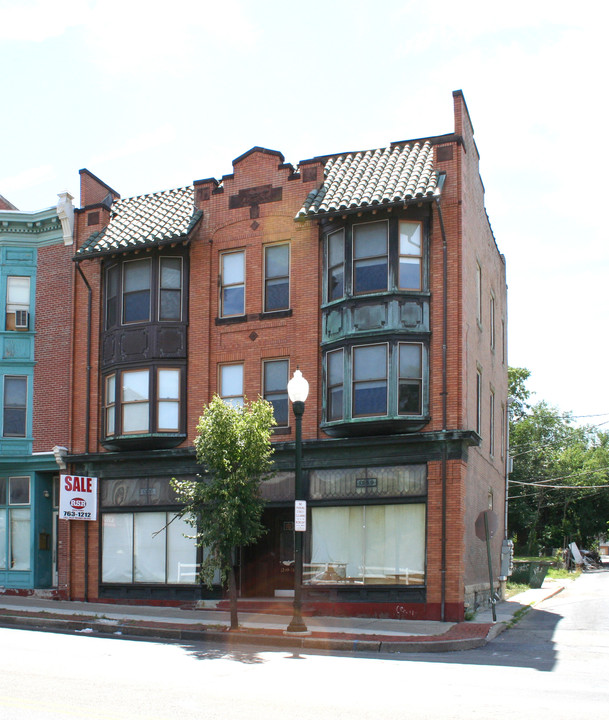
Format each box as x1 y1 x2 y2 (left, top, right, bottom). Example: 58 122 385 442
294 500 307 531
59 475 98 521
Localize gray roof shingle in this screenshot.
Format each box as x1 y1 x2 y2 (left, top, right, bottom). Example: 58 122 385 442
76 186 201 258
296 141 440 220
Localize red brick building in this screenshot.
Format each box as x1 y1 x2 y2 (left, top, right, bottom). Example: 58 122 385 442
63 91 507 621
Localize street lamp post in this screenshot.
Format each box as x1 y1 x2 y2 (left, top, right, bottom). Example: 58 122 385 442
286 369 309 634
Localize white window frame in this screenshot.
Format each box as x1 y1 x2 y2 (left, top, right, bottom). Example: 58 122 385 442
220 250 245 317
263 243 290 312
220 363 244 407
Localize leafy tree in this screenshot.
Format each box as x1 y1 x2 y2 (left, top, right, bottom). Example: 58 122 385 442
508 368 609 553
172 395 276 629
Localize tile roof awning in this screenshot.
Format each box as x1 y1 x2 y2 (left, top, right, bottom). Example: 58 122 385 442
76 186 201 259
296 141 441 220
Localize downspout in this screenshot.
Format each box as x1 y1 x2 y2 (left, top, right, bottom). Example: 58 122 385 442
434 188 448 622
74 259 92 601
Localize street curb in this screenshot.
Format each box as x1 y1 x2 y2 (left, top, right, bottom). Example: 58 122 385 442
0 612 489 654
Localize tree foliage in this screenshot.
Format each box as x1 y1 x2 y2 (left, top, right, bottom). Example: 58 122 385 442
171 395 276 628
508 367 609 553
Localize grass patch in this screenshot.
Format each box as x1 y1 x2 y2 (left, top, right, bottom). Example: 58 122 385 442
505 582 529 598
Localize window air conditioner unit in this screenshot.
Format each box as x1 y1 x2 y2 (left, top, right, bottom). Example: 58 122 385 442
15 310 29 329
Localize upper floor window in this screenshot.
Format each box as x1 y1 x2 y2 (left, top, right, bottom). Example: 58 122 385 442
263 359 288 426
220 251 245 317
353 221 388 294
399 221 422 290
398 343 423 415
489 389 495 457
103 367 183 439
326 348 344 421
105 254 184 329
5 276 30 331
123 259 152 324
159 258 183 321
327 230 345 302
476 368 482 435
264 244 290 312
220 363 244 407
352 343 388 416
3 376 27 438
323 342 426 428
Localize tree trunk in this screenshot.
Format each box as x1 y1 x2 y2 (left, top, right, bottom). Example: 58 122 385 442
228 548 238 630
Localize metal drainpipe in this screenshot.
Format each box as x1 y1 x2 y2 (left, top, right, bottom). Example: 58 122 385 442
75 260 92 601
434 196 448 622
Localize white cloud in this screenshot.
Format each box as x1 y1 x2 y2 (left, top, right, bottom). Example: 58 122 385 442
0 0 92 41
83 0 256 72
0 165 55 191
88 124 177 166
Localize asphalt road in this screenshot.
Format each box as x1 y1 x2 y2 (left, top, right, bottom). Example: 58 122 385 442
0 571 607 720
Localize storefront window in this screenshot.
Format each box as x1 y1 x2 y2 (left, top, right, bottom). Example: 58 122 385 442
307 503 425 586
0 477 31 571
102 511 197 584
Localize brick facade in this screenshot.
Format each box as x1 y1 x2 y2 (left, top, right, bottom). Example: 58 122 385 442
60 91 507 620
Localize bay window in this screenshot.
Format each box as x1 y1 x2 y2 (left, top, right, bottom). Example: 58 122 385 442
327 229 345 301
327 349 344 421
399 221 422 290
123 258 151 323
157 369 181 431
104 254 185 329
353 221 388 294
122 370 150 434
352 344 387 416
398 343 422 415
103 367 183 439
159 258 183 321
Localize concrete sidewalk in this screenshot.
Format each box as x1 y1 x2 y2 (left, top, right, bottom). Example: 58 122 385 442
0 578 570 654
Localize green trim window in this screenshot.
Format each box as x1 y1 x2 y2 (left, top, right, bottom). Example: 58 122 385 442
352 344 388 417
398 343 422 415
326 349 344 421
327 229 345 301
0 476 31 572
398 221 422 290
3 376 27 438
353 221 388 294
5 276 31 331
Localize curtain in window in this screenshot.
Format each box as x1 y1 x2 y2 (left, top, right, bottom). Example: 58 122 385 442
102 513 133 582
10 508 30 571
310 504 425 585
134 512 166 582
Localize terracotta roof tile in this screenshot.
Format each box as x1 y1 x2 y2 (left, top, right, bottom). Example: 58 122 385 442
76 186 201 258
296 141 440 219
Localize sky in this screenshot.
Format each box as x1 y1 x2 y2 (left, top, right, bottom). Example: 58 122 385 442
1 0 607 424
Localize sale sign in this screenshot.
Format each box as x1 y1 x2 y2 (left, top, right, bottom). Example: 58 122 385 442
59 475 98 521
